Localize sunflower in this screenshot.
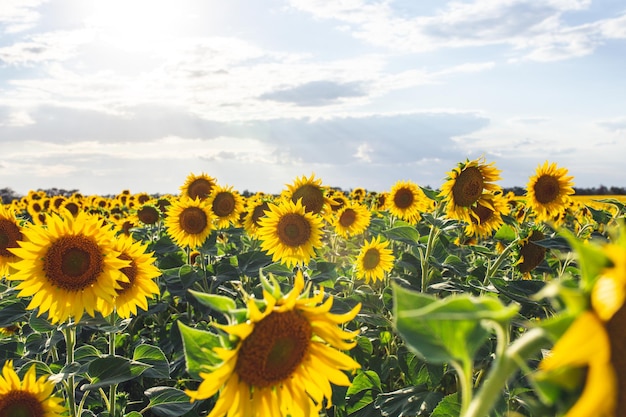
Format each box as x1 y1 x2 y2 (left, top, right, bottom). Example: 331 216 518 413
0 360 66 417
134 203 162 226
185 270 362 417
463 192 510 239
526 161 574 223
208 185 245 229
242 198 271 238
385 180 433 224
355 235 395 284
257 198 324 268
333 201 371 238
97 234 161 319
181 172 218 201
164 197 215 250
284 174 329 215
0 205 24 278
439 157 502 222
516 229 547 275
7 210 129 324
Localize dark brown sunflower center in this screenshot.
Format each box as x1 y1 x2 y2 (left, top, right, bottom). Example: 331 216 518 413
0 390 45 417
292 185 324 214
137 206 160 225
339 209 357 227
44 235 104 291
534 175 560 204
212 192 235 218
116 253 137 295
362 248 381 270
179 207 208 235
64 202 80 216
518 230 546 273
471 204 493 225
452 166 484 207
277 213 311 247
0 219 22 258
188 178 214 200
235 310 312 388
251 202 270 227
393 188 414 209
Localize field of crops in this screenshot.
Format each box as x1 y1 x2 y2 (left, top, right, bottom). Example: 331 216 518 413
1 158 625 417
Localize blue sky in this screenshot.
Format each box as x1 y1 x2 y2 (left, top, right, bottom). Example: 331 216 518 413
1 0 625 196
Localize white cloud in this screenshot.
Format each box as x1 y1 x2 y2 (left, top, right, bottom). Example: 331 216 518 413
0 0 48 33
0 30 93 65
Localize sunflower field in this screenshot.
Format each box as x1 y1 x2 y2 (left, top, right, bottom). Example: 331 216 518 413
1 158 626 417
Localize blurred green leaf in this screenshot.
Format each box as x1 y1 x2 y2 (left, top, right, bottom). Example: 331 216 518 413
384 226 421 246
430 393 462 417
177 321 222 380
187 290 237 313
375 385 444 417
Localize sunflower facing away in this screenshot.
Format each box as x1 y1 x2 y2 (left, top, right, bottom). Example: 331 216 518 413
516 229 547 275
257 198 324 268
526 161 574 223
0 204 23 278
439 157 502 223
284 174 329 215
0 360 66 417
385 180 432 224
332 201 371 238
180 172 218 201
97 233 161 319
185 270 362 417
7 210 129 324
208 185 245 229
355 235 395 284
164 197 215 250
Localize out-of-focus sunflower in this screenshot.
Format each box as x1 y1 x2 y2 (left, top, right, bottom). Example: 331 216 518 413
208 185 244 229
284 174 329 215
257 198 324 268
385 180 432 224
439 157 502 222
333 201 371 238
7 210 129 324
185 270 361 417
242 198 271 238
0 205 24 278
134 203 162 226
164 197 215 250
355 235 395 284
463 192 510 239
97 234 161 319
349 187 366 202
0 360 66 417
516 229 547 275
526 161 574 223
181 172 218 201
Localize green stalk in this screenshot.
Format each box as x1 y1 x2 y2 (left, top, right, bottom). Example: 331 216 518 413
463 327 551 417
63 323 77 417
450 359 474 415
421 223 440 292
108 313 118 417
483 239 518 285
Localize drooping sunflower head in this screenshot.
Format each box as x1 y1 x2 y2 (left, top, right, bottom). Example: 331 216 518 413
257 198 324 268
355 235 395 284
185 270 362 417
439 157 502 222
526 161 575 223
333 201 372 238
7 210 130 324
516 228 547 274
164 197 215 250
284 174 329 215
180 172 217 201
0 360 67 417
385 180 433 224
207 185 244 229
0 205 24 277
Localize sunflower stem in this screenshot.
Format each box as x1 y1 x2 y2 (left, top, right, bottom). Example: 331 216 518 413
108 312 118 417
450 359 474 415
484 238 518 286
63 323 78 417
420 223 440 292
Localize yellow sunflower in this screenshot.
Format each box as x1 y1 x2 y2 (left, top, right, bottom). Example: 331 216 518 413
7 210 129 324
0 205 24 278
284 174 329 215
97 234 161 319
333 201 371 238
439 157 502 222
463 192 510 239
164 197 215 250
208 185 245 229
385 180 433 224
185 270 362 417
134 203 162 226
257 198 324 268
0 360 66 417
355 235 395 284
242 198 271 238
526 161 575 223
181 172 218 201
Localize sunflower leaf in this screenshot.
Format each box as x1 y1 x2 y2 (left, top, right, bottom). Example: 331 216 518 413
187 289 237 313
133 344 170 379
145 386 194 417
82 356 151 390
177 321 222 380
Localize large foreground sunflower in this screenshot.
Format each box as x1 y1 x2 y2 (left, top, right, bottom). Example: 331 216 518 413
164 197 215 249
257 199 324 268
0 204 23 278
385 180 433 224
0 360 66 417
185 271 362 417
355 235 395 284
526 161 574 223
7 210 129 324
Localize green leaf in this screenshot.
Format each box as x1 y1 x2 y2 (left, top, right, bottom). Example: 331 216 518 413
133 344 170 379
494 224 516 242
384 226 421 246
346 370 382 414
0 299 28 328
124 412 143 417
82 356 151 390
375 386 444 417
28 312 55 333
490 278 546 305
177 321 222 380
187 290 237 313
145 386 194 417
430 393 462 417
560 229 610 291
393 284 518 364
236 250 272 277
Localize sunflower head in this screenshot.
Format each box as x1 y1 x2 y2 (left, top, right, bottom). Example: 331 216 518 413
464 192 510 239
242 198 272 237
164 197 215 250
285 174 329 215
516 229 547 274
333 201 372 238
0 205 24 277
526 161 575 223
385 180 433 224
180 172 217 201
207 185 244 229
355 235 395 284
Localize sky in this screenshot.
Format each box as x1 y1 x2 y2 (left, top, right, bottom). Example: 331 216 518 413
1 0 625 197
